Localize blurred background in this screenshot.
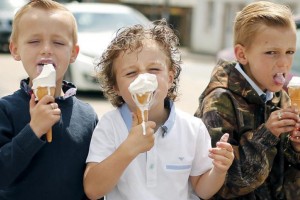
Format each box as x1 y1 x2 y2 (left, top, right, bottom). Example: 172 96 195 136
1 0 300 115
56 0 300 55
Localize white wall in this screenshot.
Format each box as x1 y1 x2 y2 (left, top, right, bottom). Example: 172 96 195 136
121 0 300 54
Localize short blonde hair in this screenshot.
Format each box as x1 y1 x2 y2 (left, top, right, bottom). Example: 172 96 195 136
97 19 182 107
234 1 295 48
10 0 78 45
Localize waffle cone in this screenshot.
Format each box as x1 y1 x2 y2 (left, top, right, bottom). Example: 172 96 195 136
288 87 300 110
35 87 55 100
135 92 152 105
35 86 55 142
136 108 148 124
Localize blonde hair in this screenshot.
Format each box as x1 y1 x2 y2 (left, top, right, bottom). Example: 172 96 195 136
96 19 182 107
10 0 78 45
234 1 295 48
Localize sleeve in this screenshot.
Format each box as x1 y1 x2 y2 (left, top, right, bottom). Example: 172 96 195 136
284 137 300 168
190 119 213 176
86 113 120 163
0 103 45 188
195 88 279 198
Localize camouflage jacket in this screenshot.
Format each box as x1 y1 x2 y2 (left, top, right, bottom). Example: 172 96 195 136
194 60 300 200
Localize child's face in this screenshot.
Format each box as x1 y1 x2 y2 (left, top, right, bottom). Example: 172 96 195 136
9 8 79 87
235 25 296 92
113 39 174 112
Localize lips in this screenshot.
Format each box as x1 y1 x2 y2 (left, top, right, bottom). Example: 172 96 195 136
274 73 286 85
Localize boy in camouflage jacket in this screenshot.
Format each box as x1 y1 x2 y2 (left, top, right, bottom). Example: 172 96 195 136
195 1 300 199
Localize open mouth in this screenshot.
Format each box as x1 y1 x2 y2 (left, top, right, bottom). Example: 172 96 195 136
273 73 286 85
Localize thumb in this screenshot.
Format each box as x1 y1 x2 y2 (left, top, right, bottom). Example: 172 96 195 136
131 112 139 127
220 133 229 143
29 93 37 110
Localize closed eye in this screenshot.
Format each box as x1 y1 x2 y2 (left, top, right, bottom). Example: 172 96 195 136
265 51 276 55
149 67 161 73
28 40 39 44
125 71 136 77
54 41 65 46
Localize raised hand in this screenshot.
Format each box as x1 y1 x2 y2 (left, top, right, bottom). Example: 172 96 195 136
209 133 234 173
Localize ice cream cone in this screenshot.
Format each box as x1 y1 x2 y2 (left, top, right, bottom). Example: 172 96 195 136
135 92 152 105
136 107 148 124
35 86 55 100
288 87 300 110
32 64 56 142
287 76 300 110
128 73 158 135
35 86 56 142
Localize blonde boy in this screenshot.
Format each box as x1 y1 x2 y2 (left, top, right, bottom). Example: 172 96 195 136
195 1 300 199
0 0 98 199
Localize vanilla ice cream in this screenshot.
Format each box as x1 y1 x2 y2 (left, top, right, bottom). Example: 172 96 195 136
128 73 158 97
32 64 56 101
32 64 56 90
129 73 158 135
287 76 300 88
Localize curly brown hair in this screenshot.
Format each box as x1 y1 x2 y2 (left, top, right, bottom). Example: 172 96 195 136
96 19 182 107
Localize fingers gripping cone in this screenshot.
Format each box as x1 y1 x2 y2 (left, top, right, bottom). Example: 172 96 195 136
36 87 56 142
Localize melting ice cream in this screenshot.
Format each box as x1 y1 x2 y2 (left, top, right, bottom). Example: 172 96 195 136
129 73 158 134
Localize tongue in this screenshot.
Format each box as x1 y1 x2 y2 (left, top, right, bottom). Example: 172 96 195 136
274 73 285 84
37 65 44 75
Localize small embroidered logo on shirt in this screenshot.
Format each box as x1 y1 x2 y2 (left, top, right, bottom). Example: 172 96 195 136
178 157 184 161
149 164 154 169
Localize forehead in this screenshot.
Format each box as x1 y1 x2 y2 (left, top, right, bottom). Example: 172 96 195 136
247 24 296 49
120 39 167 61
19 7 73 26
18 8 74 35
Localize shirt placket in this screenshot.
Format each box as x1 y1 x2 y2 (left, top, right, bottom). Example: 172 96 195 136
146 129 161 187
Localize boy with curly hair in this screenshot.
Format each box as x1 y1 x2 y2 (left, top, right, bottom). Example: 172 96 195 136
83 19 234 200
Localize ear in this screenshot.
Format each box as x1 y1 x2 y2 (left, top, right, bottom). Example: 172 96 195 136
70 45 79 63
168 69 175 89
113 85 121 96
9 42 21 61
234 44 247 65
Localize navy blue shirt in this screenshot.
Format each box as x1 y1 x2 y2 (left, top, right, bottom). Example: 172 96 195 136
0 79 98 200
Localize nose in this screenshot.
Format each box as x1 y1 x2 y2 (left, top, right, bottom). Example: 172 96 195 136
277 54 292 69
41 42 53 55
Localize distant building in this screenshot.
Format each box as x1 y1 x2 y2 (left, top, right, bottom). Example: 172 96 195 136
71 0 300 55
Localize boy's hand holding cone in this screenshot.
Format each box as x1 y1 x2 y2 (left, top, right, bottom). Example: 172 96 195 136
32 64 56 142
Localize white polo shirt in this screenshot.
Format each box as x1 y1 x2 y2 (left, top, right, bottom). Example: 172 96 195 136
86 102 213 200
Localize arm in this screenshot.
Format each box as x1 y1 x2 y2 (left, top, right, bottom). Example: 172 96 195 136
0 98 45 188
84 115 156 200
190 134 234 199
196 89 280 197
